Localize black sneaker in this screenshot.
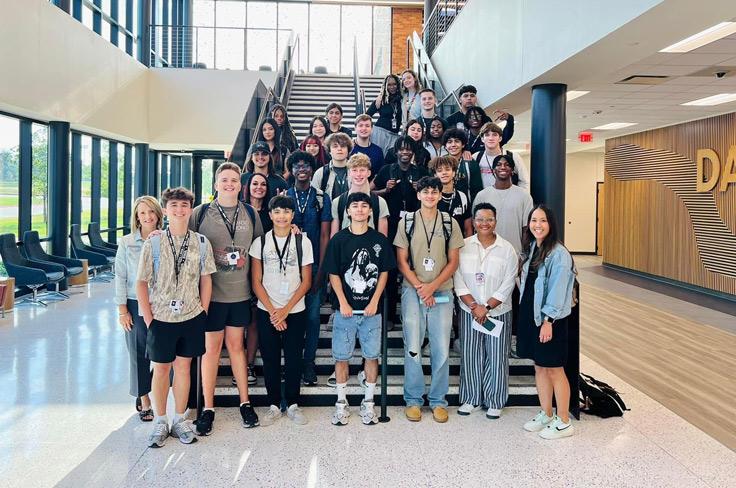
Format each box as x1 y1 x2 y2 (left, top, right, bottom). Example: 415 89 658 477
247 366 257 386
194 409 215 436
302 361 318 386
240 403 259 428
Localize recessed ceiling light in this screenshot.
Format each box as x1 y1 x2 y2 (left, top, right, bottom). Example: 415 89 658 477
681 93 736 106
591 122 638 130
567 90 590 101
660 22 736 53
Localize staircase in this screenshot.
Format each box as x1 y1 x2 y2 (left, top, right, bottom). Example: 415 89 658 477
214 305 538 407
287 74 384 141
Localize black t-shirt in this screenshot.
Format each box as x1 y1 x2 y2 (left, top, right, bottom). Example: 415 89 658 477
438 189 470 230
367 98 402 133
323 228 397 310
373 163 429 221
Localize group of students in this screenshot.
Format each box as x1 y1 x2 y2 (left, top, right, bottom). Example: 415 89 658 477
114 76 578 449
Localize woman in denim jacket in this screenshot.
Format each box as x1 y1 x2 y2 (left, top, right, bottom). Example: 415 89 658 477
115 196 163 422
517 204 576 439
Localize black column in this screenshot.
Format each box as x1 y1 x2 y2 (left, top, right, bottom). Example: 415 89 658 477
48 122 71 256
147 150 159 197
108 142 118 243
18 121 32 235
134 143 149 198
192 155 203 207
530 83 567 241
123 144 133 228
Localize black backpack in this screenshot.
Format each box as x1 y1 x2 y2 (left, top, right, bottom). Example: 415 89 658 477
404 210 454 270
336 191 381 230
579 373 629 418
259 233 305 283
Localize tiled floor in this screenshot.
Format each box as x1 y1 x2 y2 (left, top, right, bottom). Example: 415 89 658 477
1 273 735 488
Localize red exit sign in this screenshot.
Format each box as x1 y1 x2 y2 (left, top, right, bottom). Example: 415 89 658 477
578 131 593 143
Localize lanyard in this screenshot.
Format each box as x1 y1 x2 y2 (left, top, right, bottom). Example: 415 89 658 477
419 211 438 254
214 201 240 246
166 229 190 287
272 232 292 275
295 187 312 216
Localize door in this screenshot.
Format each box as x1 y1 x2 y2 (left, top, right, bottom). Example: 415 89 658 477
596 182 604 256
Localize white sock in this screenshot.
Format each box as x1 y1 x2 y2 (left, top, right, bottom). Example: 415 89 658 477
336 383 347 403
204 407 215 412
154 415 168 424
173 412 186 424
240 402 250 407
364 382 376 402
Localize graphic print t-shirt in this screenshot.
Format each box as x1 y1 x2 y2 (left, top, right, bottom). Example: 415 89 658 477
323 228 396 310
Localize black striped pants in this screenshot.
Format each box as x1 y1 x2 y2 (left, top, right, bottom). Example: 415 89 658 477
458 309 512 409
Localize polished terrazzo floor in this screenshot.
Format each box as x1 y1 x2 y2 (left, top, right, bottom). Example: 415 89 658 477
1 276 734 488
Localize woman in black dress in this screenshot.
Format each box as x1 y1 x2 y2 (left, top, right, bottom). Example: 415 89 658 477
517 205 577 439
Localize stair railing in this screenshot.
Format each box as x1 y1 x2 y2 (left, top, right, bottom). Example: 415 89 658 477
406 31 460 119
353 36 365 116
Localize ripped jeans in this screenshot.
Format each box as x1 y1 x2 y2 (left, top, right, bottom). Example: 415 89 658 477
401 285 453 408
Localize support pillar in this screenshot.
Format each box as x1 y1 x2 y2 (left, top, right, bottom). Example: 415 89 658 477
134 143 149 198
530 83 567 241
48 122 71 256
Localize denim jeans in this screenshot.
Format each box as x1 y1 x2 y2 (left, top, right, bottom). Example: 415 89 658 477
401 285 453 408
302 268 324 365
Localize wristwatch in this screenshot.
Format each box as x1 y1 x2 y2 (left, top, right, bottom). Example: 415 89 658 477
544 316 555 324
485 304 493 311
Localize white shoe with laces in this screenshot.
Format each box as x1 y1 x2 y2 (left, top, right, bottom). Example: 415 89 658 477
457 403 481 416
332 400 350 426
523 410 553 432
260 405 282 426
539 415 574 439
287 404 308 425
359 400 378 425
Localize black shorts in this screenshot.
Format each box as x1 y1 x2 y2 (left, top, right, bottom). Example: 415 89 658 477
146 312 206 363
206 300 252 332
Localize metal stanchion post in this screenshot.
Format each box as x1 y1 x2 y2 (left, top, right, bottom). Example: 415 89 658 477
379 294 391 423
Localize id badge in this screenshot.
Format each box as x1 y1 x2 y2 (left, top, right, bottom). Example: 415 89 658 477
391 118 398 130
475 272 485 285
279 280 290 295
227 250 240 266
422 257 435 272
400 210 407 219
169 299 184 314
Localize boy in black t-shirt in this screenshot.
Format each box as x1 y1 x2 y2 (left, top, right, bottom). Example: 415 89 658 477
323 192 396 426
429 155 472 237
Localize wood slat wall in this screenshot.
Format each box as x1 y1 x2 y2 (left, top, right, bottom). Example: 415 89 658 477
603 113 736 296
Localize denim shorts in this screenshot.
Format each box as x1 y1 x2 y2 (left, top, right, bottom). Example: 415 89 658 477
331 313 382 361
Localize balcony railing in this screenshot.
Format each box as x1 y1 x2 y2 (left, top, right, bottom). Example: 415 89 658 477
149 25 296 71
423 0 468 56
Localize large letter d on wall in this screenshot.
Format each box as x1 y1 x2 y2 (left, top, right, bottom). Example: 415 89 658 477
696 149 720 192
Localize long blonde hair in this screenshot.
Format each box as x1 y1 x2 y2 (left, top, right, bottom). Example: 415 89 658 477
130 195 163 234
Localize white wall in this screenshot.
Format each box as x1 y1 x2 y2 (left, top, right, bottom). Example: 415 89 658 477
565 151 605 252
0 0 276 149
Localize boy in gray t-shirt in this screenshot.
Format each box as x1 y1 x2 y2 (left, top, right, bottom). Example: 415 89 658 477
472 154 533 254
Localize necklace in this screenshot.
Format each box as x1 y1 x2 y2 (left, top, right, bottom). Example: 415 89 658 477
441 189 455 205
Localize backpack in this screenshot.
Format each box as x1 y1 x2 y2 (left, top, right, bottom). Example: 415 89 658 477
404 210 454 270
336 191 381 230
579 373 629 418
150 231 208 283
476 149 518 185
194 201 257 234
259 232 305 283
319 164 332 193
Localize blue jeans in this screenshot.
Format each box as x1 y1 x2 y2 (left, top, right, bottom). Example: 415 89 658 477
401 285 453 408
302 268 323 365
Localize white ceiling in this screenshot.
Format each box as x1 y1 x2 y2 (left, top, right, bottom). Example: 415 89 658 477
497 28 736 155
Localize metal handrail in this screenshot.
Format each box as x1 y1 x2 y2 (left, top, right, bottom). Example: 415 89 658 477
406 32 460 118
422 0 468 56
353 36 364 116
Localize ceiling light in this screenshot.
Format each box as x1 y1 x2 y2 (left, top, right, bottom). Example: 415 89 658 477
591 122 638 130
681 93 736 106
567 90 590 101
660 22 736 53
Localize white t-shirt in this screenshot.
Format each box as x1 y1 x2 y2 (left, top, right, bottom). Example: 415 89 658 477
472 185 534 253
249 231 314 313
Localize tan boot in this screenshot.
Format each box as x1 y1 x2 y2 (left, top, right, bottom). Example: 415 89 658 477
405 406 422 422
432 406 449 423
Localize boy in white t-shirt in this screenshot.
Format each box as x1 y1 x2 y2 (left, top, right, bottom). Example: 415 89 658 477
249 195 313 426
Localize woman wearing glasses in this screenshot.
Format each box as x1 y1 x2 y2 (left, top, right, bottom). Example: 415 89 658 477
453 202 517 419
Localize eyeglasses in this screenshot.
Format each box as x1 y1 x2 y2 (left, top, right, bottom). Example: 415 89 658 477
474 218 496 224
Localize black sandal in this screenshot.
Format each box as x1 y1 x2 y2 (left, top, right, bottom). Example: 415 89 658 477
139 409 154 422
136 397 142 412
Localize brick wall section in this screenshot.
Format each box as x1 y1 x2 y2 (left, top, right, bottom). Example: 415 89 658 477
391 8 424 74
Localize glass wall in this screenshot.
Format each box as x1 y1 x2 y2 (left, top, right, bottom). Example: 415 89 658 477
31 124 49 238
0 115 20 241
80 135 93 230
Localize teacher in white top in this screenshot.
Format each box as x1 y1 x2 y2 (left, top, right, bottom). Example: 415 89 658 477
453 202 517 419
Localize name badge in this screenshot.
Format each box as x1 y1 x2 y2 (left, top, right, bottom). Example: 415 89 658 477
227 250 240 266
475 272 485 285
423 257 435 272
279 280 290 295
456 122 465 130
169 299 184 314
400 210 407 219
392 118 398 130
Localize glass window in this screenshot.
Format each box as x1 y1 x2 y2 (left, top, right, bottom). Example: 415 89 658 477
372 7 391 75
201 159 214 203
194 26 215 68
193 0 215 27
216 1 245 28
82 5 94 30
117 144 125 238
118 0 127 28
309 4 340 74
246 29 275 71
277 2 308 73
102 18 111 41
340 6 372 75
81 135 92 231
247 1 277 29
102 0 111 15
100 140 110 230
216 27 245 70
0 115 20 245
31 124 49 238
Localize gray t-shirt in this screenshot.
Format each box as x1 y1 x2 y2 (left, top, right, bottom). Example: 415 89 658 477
472 185 534 253
190 201 264 303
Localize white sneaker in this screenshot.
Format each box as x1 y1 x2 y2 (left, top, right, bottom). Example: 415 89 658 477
332 400 350 426
359 399 378 425
539 416 574 439
457 403 481 416
327 371 337 387
523 410 553 432
260 405 282 426
486 408 502 419
357 370 367 388
287 404 308 425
